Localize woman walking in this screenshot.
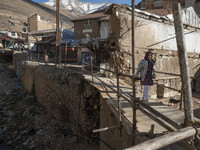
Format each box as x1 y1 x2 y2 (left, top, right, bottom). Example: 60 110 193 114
136 51 155 102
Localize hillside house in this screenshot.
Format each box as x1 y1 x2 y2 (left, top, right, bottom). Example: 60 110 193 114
141 0 200 17
28 14 56 32
72 11 110 39
29 29 80 63
0 31 20 39
103 4 200 99
97 5 200 148
28 14 57 49
141 0 185 9
0 32 24 50
72 11 111 64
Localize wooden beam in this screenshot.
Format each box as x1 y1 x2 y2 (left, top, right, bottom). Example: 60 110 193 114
137 105 175 132
93 126 119 133
124 126 197 150
127 93 182 130
172 2 194 125
132 0 137 145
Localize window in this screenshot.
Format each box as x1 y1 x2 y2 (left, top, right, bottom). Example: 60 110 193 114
154 0 163 8
141 1 145 9
83 21 92 33
11 32 15 36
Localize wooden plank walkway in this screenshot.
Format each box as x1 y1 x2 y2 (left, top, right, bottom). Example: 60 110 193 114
84 74 186 135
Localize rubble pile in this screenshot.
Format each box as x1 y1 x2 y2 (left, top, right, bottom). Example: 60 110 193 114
0 63 98 150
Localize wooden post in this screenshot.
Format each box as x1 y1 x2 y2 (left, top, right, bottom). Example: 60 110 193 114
56 0 60 64
124 126 197 150
116 52 122 137
37 44 39 62
172 2 194 125
132 0 137 145
59 22 63 64
65 44 67 65
42 44 44 59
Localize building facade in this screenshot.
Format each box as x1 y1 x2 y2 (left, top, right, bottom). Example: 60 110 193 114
27 14 56 32
72 12 110 39
141 0 200 17
141 0 185 9
72 11 111 64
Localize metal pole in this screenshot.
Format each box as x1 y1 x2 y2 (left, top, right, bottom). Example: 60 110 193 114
132 0 136 145
65 45 67 65
172 2 194 125
37 44 39 62
42 44 44 62
124 126 197 150
56 0 60 64
91 55 94 92
59 21 63 64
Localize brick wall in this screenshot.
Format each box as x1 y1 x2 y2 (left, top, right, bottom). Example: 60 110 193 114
144 0 185 9
74 19 100 39
145 0 155 9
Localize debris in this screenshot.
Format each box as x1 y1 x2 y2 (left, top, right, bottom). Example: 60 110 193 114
0 62 99 150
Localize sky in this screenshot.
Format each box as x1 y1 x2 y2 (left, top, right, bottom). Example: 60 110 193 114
32 0 142 5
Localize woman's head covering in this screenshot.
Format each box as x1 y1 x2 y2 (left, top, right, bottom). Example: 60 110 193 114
144 51 152 60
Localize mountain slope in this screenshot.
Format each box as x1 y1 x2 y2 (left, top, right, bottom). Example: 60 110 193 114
44 0 111 14
0 0 76 32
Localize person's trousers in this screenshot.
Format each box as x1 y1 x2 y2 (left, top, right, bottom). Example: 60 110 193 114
142 85 150 102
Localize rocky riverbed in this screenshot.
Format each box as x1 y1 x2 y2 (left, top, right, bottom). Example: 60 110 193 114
0 63 98 150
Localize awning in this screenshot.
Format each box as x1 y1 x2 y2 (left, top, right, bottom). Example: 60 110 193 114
0 36 11 41
15 39 24 43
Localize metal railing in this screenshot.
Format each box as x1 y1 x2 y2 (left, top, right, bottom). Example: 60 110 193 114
81 52 184 133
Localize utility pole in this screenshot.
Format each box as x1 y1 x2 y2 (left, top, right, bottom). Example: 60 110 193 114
56 0 61 64
59 21 63 64
172 2 194 125
132 0 136 145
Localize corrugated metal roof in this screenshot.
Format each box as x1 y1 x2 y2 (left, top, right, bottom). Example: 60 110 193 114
72 12 108 22
29 29 56 36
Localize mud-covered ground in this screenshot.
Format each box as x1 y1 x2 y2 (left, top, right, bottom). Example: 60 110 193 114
0 63 99 150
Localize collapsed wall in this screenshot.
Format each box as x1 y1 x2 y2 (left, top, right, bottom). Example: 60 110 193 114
105 4 200 98
13 53 100 138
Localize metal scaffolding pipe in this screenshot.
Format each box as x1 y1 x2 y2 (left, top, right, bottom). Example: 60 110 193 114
124 126 197 150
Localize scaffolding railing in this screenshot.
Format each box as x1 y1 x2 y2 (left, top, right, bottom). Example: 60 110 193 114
82 56 184 132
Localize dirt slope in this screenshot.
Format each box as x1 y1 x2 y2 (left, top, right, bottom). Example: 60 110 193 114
0 0 76 32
